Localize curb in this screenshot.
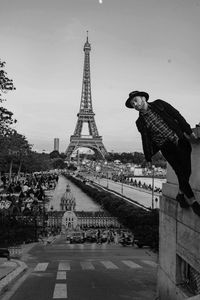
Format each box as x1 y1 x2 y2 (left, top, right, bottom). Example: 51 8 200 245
0 259 27 295
145 249 158 262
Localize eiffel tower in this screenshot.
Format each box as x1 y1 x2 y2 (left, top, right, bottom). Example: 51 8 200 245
66 33 108 160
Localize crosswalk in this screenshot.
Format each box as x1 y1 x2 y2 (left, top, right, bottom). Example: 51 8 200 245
33 260 157 299
33 259 157 272
58 262 71 271
51 243 109 250
53 283 67 299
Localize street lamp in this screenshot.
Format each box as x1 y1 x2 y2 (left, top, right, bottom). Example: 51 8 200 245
152 165 155 209
120 170 123 195
106 171 109 189
104 161 109 189
50 205 54 233
95 164 101 185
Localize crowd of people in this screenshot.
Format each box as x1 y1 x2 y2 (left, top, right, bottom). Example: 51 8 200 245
0 172 59 213
128 178 162 193
101 174 162 194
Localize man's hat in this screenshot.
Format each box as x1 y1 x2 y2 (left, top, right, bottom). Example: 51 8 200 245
125 91 149 108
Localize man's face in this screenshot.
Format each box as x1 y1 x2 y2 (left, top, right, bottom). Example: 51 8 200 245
130 96 146 111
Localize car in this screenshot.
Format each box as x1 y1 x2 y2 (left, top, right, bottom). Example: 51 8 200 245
69 232 84 244
134 233 154 249
100 232 108 243
0 248 10 260
85 231 97 243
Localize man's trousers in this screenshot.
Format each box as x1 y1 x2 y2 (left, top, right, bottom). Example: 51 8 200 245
160 137 194 199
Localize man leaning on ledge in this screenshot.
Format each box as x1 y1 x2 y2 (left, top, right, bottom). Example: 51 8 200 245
125 90 200 216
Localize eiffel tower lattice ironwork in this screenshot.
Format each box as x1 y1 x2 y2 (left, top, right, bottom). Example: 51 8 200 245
66 34 108 159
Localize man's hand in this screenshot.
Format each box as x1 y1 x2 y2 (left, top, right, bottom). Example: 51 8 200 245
191 132 198 140
184 132 198 142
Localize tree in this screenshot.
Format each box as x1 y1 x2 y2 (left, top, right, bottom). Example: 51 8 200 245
0 130 31 177
22 151 51 173
52 158 65 169
0 59 16 136
50 150 60 159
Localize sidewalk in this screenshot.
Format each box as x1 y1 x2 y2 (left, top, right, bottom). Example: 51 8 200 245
0 235 60 295
0 242 37 295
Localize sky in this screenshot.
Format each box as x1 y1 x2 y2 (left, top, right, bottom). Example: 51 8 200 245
1 0 200 154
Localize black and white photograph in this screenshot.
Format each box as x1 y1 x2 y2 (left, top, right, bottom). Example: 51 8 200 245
0 1 200 299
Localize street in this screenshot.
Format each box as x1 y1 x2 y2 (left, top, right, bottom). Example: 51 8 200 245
85 176 162 209
3 236 157 300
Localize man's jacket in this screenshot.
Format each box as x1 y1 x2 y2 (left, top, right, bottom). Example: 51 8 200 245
136 99 192 162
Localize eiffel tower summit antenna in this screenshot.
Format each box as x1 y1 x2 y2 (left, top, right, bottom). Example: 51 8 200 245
65 33 108 160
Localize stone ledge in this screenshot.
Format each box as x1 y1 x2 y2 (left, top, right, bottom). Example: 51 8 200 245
160 192 200 232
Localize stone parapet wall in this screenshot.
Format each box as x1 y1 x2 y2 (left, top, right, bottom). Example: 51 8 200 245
158 135 200 300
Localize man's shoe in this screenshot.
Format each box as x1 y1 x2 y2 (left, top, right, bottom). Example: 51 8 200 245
176 194 190 209
191 201 200 217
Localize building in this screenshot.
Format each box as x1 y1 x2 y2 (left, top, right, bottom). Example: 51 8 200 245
60 184 76 211
47 184 121 233
54 138 59 152
48 210 121 233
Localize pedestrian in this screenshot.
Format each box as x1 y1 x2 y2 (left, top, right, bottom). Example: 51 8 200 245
125 90 200 216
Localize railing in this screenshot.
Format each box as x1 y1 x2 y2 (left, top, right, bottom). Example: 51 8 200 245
8 246 22 258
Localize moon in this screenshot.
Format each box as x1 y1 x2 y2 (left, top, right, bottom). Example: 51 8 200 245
99 0 103 3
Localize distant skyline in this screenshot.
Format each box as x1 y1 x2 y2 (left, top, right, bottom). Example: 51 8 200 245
1 0 200 153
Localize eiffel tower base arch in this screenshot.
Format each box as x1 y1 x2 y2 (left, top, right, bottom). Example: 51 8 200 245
66 136 107 160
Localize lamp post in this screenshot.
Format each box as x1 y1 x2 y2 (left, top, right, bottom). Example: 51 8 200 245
104 161 109 189
50 205 53 234
120 170 124 195
152 165 155 209
95 164 101 185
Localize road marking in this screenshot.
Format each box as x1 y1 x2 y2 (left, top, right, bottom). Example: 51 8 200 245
122 260 142 269
69 244 74 249
79 244 84 249
56 271 66 280
58 262 71 271
101 261 118 269
91 243 96 250
142 260 157 267
53 283 67 299
80 261 95 270
101 243 107 249
34 263 48 272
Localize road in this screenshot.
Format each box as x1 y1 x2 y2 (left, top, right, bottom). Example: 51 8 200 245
3 236 157 300
87 176 161 209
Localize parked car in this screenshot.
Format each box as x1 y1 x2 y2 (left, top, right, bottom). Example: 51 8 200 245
134 233 153 249
0 248 10 260
70 232 84 244
85 231 97 243
119 235 134 247
100 232 108 243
